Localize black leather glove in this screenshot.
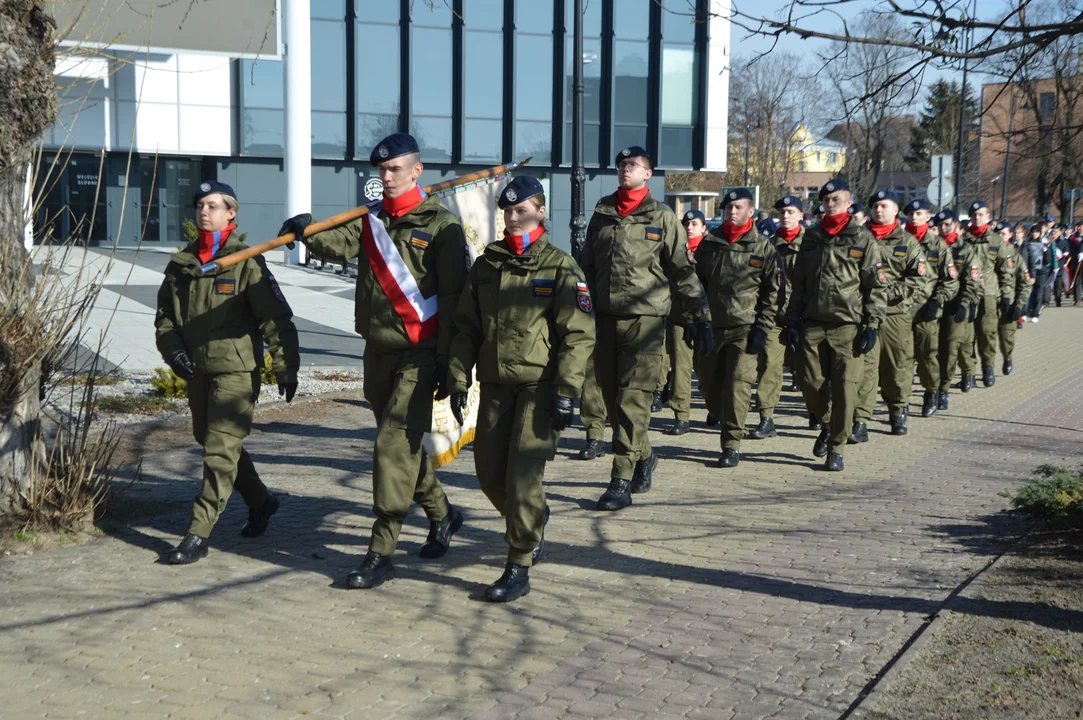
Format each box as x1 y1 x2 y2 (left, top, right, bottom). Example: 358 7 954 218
693 321 715 355
854 326 878 356
1007 304 1021 321
968 303 979 323
954 304 968 323
783 326 800 353
918 298 941 323
450 391 468 427
168 350 195 380
278 382 297 403
745 326 768 355
431 364 449 401
552 395 574 431
999 297 1012 318
278 213 312 250
683 322 697 350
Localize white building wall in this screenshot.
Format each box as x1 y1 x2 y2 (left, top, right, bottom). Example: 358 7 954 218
703 0 731 172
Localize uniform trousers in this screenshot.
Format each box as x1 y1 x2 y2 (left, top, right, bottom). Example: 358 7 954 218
855 313 914 422
798 323 863 456
756 325 786 420
913 317 941 391
974 295 1001 367
665 321 695 422
938 311 975 391
697 326 758 451
580 354 607 441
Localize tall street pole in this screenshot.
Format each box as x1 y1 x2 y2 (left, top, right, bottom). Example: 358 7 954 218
283 0 311 265
569 0 586 259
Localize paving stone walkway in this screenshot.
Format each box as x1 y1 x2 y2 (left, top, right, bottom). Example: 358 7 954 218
3 310 1082 720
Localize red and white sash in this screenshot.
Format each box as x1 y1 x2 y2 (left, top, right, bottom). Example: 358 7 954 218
361 200 438 344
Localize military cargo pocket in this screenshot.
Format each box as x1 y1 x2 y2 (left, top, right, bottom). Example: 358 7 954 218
385 374 434 433
516 394 558 461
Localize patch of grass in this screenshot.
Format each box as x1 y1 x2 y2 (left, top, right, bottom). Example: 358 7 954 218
260 351 277 385
69 372 122 387
150 366 187 398
313 370 361 383
13 530 34 542
1004 465 1083 527
94 394 177 415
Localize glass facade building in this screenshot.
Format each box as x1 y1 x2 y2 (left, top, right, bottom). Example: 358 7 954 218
38 0 728 250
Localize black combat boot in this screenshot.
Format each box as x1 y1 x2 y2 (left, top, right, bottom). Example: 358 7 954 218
531 505 551 565
921 391 937 418
346 551 394 589
1003 357 1014 375
651 391 665 413
597 478 632 511
890 408 908 436
486 563 530 603
664 419 690 436
747 416 777 440
937 390 949 410
578 438 606 460
825 453 844 471
241 494 280 538
813 427 830 458
630 451 657 494
960 374 975 392
718 448 740 468
808 413 822 430
848 421 869 444
167 533 208 565
419 506 464 559
982 365 995 387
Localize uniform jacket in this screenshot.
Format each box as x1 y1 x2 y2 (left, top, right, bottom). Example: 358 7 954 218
1024 239 1046 275
155 232 300 382
1007 242 1033 311
449 234 596 400
963 228 1015 302
875 224 934 317
772 226 804 327
944 239 985 311
579 192 709 322
913 230 960 320
784 218 888 328
694 225 780 332
302 193 467 364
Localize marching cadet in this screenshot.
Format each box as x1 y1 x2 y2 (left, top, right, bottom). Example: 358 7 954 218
964 201 1016 388
155 180 300 565
448 176 594 603
750 195 805 441
579 146 711 512
904 198 959 418
695 188 779 467
784 178 887 472
279 133 466 589
850 202 868 226
994 220 1032 375
935 209 984 410
851 190 932 440
661 209 709 436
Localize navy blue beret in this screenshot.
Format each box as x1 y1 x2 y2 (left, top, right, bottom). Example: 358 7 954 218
904 198 932 214
682 209 706 224
849 202 867 216
815 204 825 215
192 180 236 207
722 187 755 207
614 146 653 169
936 208 959 223
370 132 420 166
498 175 545 208
819 177 850 200
968 200 989 215
867 189 901 207
775 195 803 212
756 218 779 236
994 220 1012 232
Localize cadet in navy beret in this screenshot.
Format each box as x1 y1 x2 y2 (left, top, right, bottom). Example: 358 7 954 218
936 208 958 223
819 177 850 200
369 132 421 166
968 200 989 215
722 187 755 207
614 146 653 169
867 189 901 208
904 198 931 214
775 195 803 212
682 209 706 224
499 175 545 208
849 201 867 216
192 179 236 207
756 218 777 236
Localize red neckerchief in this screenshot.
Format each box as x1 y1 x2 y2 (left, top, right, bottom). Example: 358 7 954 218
686 235 704 252
970 224 989 238
821 212 851 238
868 220 898 240
721 219 753 244
504 225 545 255
906 221 928 242
943 231 959 246
616 187 649 218
197 223 235 265
382 184 424 219
776 224 801 243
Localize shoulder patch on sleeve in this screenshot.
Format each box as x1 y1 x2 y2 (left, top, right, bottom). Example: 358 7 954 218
749 255 764 268
848 246 865 259
576 282 592 312
268 275 285 302
645 226 663 242
917 257 927 276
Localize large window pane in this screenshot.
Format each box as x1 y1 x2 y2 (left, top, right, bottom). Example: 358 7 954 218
562 36 602 164
470 0 505 30
613 126 646 154
464 119 503 161
662 7 697 42
355 23 399 114
312 110 347 157
465 31 503 119
614 0 650 38
311 0 344 20
358 113 400 152
242 108 283 154
412 2 452 26
411 27 452 116
357 2 398 23
515 35 552 121
661 45 694 125
410 116 452 161
240 58 282 108
516 0 552 30
564 120 600 164
661 126 693 167
564 0 601 34
515 120 553 163
312 19 346 112
613 40 649 126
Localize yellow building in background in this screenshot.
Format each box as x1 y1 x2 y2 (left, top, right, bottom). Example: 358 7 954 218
792 125 846 173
